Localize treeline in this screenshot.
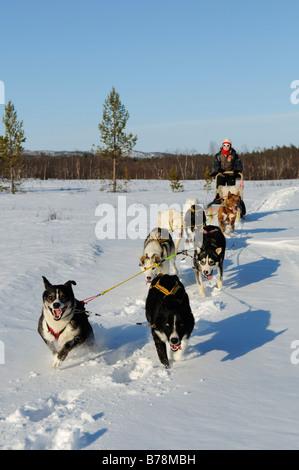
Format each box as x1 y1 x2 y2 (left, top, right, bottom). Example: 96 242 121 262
21 152 212 180
20 145 299 181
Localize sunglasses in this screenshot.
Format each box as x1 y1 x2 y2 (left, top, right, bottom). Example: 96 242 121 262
223 144 231 148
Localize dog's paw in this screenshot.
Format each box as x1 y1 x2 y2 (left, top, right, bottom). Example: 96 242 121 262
52 355 63 369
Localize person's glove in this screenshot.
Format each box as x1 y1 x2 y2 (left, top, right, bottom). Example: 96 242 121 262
234 170 240 177
211 169 224 177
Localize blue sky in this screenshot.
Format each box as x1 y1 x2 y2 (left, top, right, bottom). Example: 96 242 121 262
0 0 299 153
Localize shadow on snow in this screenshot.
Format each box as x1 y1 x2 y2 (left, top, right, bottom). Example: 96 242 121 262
193 308 286 361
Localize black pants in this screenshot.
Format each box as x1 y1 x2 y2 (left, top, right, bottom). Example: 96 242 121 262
216 174 236 187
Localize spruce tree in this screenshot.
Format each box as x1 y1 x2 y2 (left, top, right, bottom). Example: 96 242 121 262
0 100 26 193
169 166 184 192
96 87 137 192
203 166 213 192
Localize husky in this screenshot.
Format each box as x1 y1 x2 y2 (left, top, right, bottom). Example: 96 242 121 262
38 277 94 368
193 225 226 297
157 198 200 252
158 207 183 253
139 227 178 285
218 191 241 234
145 274 194 368
183 202 206 248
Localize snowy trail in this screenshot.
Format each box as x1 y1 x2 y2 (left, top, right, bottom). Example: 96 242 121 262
1 180 299 450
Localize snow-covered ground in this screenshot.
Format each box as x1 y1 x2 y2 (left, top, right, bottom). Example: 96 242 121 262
0 178 299 450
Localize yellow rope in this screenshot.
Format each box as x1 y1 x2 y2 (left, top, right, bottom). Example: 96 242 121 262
101 262 159 296
82 248 193 304
82 262 160 303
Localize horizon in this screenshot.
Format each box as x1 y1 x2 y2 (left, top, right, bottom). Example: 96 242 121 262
22 141 299 157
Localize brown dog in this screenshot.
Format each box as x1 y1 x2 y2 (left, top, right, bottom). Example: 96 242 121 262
218 191 240 234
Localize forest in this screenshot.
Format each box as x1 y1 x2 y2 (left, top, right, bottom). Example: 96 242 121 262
18 145 299 181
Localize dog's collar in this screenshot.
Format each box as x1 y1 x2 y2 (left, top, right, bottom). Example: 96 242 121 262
47 323 66 340
151 230 169 244
150 276 181 297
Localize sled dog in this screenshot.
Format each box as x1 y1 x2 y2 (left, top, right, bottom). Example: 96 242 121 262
183 202 206 247
139 227 178 285
38 277 94 368
218 191 241 234
145 274 194 368
157 207 183 253
158 198 203 252
193 225 226 297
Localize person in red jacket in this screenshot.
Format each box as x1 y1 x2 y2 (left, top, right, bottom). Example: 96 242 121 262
210 138 246 217
212 138 243 187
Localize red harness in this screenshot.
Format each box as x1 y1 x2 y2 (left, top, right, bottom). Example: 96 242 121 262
47 323 66 340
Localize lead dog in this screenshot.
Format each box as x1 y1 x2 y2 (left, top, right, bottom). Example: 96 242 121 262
145 274 194 368
139 227 178 285
38 277 94 368
193 225 226 297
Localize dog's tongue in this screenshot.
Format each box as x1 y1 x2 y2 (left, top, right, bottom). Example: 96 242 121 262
53 309 62 318
171 344 182 351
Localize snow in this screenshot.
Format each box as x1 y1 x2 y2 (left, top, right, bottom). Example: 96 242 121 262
1 178 299 450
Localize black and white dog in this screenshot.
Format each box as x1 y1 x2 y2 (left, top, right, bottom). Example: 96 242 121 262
38 277 94 368
139 227 178 285
193 225 226 297
184 202 207 248
145 274 194 368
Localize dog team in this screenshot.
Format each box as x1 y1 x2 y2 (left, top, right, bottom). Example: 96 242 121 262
39 190 242 369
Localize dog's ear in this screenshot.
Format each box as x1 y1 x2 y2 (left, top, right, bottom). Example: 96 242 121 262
236 191 240 197
227 191 231 198
196 247 201 255
139 255 147 266
215 247 222 255
64 280 76 287
42 276 51 289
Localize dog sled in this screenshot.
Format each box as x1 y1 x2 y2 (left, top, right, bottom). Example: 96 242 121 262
206 171 246 226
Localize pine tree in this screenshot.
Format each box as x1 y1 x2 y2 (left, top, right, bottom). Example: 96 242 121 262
0 100 26 193
96 87 137 192
203 166 213 192
169 166 184 192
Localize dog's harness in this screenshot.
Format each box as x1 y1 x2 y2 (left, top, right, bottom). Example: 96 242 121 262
47 323 66 340
150 230 170 244
136 276 181 330
150 276 181 297
202 228 218 235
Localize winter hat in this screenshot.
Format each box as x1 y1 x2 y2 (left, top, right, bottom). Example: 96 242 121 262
222 137 232 146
